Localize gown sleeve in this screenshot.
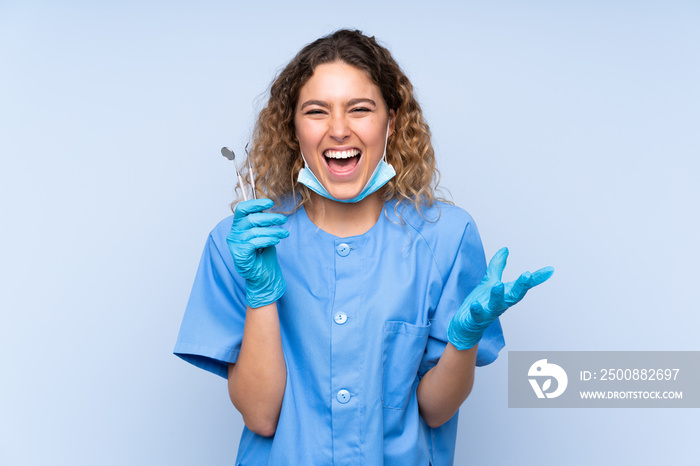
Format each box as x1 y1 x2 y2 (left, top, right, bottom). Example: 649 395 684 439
173 217 247 379
419 208 505 377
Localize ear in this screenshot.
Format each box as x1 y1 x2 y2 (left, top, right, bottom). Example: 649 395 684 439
388 109 396 137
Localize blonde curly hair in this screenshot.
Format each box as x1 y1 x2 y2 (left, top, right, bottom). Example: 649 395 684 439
239 29 447 213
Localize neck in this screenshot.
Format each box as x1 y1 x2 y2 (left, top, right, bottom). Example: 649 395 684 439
305 191 384 238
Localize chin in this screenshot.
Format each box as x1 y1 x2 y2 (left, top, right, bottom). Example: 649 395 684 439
331 184 367 200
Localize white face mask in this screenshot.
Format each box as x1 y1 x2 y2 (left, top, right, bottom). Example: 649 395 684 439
297 122 395 203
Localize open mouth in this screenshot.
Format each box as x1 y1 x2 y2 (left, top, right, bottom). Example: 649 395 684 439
323 148 361 174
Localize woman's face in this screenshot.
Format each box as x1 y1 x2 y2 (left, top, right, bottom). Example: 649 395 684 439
294 61 394 201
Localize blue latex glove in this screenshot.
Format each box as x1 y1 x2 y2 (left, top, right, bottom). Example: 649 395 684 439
226 199 289 308
447 247 554 350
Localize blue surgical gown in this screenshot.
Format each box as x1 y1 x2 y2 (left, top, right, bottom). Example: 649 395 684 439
174 199 505 466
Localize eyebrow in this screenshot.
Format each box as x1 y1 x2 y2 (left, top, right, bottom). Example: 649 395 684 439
299 98 377 110
348 98 376 107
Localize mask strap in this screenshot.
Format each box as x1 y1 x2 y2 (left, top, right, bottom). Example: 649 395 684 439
300 148 310 168
382 121 391 163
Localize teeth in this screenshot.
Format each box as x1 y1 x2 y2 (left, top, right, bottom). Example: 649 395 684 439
324 149 360 159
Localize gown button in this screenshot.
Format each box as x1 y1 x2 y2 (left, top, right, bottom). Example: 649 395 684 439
336 243 350 257
337 389 351 404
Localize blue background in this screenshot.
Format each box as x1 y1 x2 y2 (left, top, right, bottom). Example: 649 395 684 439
1 1 698 464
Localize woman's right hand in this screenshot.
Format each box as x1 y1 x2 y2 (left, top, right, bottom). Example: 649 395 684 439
226 198 289 308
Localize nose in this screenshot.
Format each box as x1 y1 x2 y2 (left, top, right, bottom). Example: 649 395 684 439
328 115 350 142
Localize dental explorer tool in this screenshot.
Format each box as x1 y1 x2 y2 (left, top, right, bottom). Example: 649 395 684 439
245 143 257 199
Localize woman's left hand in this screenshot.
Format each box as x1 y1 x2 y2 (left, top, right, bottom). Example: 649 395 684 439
447 247 554 350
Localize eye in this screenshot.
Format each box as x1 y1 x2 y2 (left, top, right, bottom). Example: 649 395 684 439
304 109 326 115
350 107 371 113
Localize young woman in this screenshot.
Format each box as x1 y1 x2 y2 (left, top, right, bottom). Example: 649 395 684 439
175 29 553 465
